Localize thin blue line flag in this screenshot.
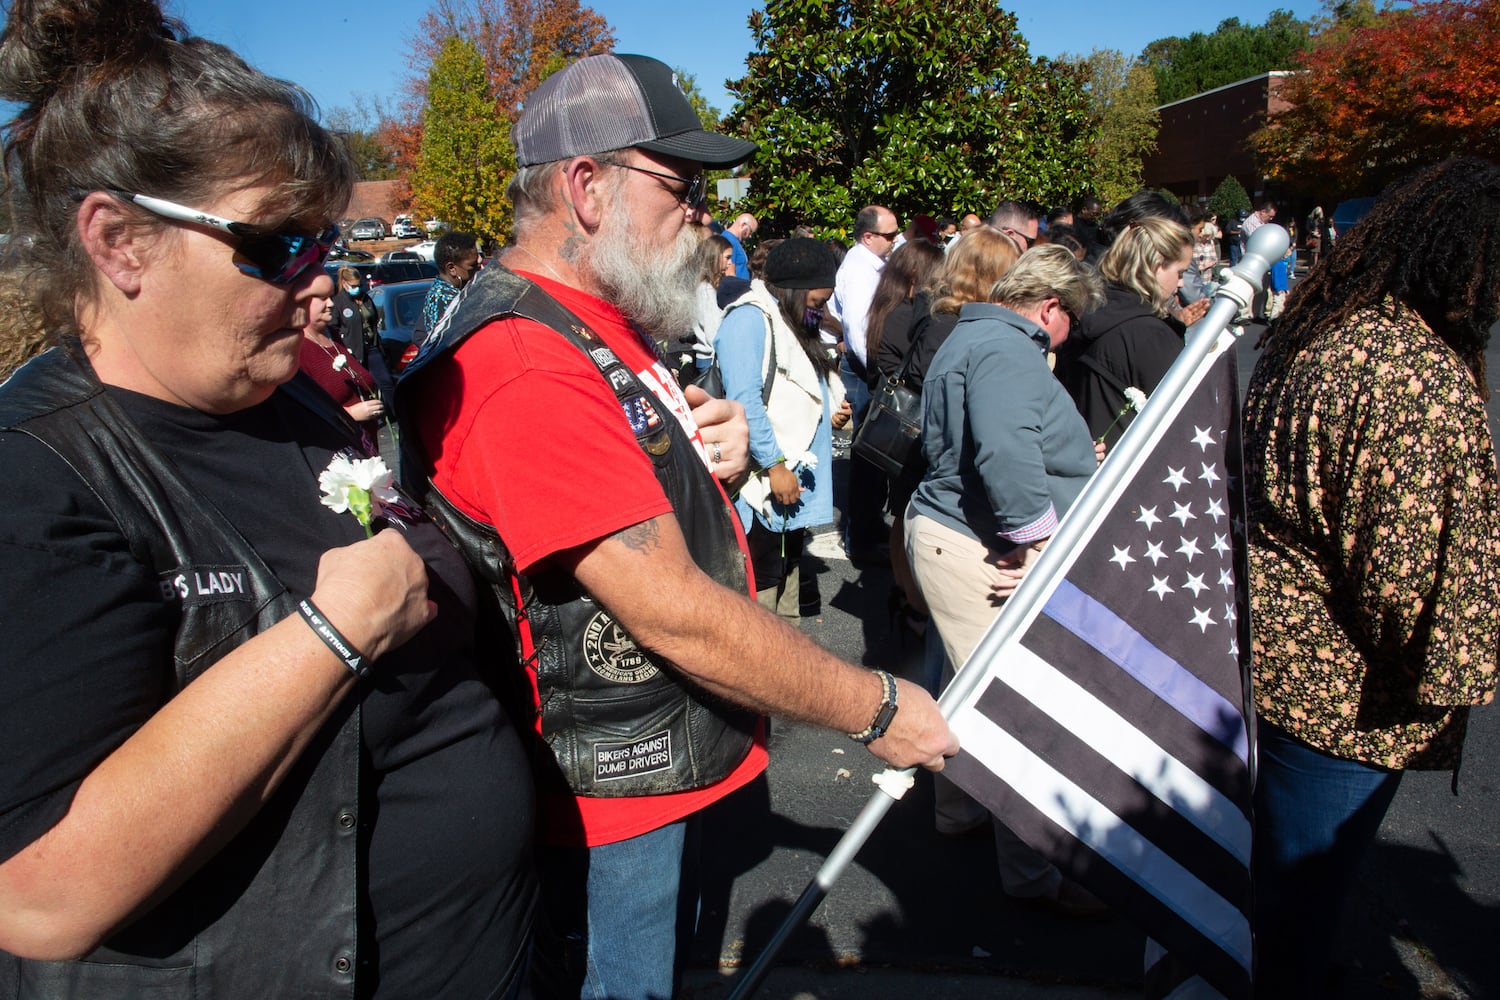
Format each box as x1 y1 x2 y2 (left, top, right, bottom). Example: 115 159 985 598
941 344 1255 999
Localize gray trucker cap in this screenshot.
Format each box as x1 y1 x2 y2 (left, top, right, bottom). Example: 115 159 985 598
512 53 758 169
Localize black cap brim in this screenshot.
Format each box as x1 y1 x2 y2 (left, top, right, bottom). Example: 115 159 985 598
636 130 759 169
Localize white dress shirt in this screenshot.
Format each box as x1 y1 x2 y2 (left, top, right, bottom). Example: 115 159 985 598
829 241 885 365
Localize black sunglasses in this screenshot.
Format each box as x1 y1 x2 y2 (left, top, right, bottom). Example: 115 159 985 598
606 162 707 208
1003 226 1037 249
107 190 338 286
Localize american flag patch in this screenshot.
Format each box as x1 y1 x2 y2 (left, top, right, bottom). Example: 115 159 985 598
621 393 663 434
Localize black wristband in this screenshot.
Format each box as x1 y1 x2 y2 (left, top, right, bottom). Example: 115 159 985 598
297 598 369 679
848 669 899 745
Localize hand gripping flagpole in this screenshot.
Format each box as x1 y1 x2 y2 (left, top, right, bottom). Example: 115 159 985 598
725 224 1289 1000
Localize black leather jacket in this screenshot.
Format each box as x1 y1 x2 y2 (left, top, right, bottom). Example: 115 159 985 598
0 346 361 999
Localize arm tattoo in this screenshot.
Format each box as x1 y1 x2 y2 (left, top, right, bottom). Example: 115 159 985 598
616 519 662 555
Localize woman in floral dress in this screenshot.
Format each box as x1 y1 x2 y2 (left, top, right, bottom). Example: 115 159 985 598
1243 158 1500 995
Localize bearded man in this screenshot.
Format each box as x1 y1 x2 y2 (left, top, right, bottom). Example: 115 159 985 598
398 53 956 1000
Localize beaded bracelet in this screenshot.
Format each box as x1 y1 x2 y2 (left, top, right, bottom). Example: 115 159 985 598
848 669 899 745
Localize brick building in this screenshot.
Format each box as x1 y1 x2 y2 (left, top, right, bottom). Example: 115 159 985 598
1141 72 1293 204
342 180 405 227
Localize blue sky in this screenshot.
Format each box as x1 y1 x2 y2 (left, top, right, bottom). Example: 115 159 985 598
166 1 1324 122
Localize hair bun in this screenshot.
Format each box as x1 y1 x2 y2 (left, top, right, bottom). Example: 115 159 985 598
0 0 180 105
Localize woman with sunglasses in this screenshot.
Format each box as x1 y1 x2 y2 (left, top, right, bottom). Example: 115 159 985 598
0 2 535 996
905 245 1106 911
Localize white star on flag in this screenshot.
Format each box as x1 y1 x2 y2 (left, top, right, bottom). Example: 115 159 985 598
933 344 1255 999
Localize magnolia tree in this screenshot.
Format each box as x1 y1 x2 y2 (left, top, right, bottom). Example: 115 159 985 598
725 0 1096 237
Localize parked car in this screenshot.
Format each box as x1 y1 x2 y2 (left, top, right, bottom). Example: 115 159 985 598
328 243 374 262
407 239 438 261
370 278 436 371
424 218 445 234
369 259 438 287
380 249 422 263
349 217 387 241
392 214 422 239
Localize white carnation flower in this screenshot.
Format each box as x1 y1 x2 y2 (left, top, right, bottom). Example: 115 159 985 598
331 354 348 372
318 454 395 537
1124 386 1148 412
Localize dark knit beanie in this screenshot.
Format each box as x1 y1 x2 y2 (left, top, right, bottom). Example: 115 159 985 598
764 237 839 289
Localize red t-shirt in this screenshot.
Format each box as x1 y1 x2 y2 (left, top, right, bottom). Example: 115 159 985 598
410 271 767 847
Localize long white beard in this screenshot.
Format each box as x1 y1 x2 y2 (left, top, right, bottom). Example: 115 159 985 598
580 194 701 338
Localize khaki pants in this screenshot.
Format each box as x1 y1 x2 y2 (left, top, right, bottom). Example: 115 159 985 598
904 508 1062 897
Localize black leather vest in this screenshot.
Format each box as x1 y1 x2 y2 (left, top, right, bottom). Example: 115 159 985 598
398 265 756 797
0 345 360 1000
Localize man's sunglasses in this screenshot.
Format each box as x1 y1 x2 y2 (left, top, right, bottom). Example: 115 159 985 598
108 190 338 286
606 162 707 208
1003 226 1037 249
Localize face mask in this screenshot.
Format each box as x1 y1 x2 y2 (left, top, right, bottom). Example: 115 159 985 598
803 306 824 333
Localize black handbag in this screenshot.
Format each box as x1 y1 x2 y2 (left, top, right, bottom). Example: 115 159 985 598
852 309 929 479
693 304 776 408
691 359 726 398
852 372 923 479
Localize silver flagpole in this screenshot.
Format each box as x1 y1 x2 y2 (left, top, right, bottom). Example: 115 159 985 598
725 223 1290 1000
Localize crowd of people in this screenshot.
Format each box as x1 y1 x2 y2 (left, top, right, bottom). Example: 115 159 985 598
0 2 1495 999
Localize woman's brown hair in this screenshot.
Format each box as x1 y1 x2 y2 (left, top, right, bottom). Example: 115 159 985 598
0 0 355 336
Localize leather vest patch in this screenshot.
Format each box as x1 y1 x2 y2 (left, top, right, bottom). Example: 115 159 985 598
581 609 660 684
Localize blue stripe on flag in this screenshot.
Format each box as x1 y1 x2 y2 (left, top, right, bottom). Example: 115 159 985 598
1042 579 1249 764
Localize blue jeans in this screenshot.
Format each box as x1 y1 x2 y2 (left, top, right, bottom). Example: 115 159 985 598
1252 719 1403 996
531 821 688 1000
839 355 888 550
839 354 872 427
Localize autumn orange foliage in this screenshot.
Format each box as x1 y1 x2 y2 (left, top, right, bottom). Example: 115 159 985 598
381 0 615 208
1255 0 1500 197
